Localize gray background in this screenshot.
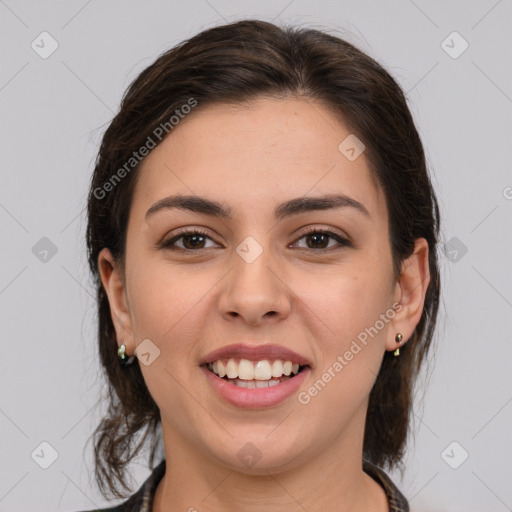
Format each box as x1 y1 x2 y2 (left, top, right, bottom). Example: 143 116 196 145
1 1 511 510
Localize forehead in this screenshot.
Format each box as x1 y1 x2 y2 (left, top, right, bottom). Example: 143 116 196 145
131 97 386 224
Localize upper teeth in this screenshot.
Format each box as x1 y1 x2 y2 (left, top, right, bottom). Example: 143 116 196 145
207 359 301 380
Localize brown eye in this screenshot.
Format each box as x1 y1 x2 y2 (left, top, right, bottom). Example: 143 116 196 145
160 228 350 252
161 229 217 251
292 229 350 251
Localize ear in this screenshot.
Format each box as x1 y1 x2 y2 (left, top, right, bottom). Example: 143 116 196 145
386 237 431 352
97 247 135 356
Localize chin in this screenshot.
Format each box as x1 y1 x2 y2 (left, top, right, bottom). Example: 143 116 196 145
205 431 308 475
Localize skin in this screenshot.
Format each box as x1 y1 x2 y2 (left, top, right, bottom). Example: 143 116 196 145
98 97 430 512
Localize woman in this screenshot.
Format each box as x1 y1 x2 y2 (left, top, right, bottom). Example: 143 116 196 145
82 18 440 512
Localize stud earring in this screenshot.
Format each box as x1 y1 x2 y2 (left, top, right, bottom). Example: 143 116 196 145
394 333 403 356
118 342 135 367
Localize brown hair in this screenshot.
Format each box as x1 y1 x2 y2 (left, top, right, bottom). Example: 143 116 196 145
86 19 441 499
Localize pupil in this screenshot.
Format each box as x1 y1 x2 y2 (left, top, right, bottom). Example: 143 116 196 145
184 234 204 249
308 234 327 248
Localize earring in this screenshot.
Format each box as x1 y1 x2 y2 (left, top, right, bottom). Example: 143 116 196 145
118 342 135 367
394 333 403 357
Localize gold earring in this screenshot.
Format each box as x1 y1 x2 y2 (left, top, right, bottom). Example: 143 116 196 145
394 333 403 357
118 342 135 367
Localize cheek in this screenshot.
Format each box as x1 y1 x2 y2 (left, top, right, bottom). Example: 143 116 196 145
128 259 215 337
295 271 391 422
127 265 217 416
127 261 226 391
295 261 392 349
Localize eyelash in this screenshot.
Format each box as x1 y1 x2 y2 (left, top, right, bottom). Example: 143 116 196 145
160 227 350 253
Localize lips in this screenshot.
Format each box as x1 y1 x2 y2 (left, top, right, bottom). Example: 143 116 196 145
199 364 312 408
199 343 313 367
198 343 312 408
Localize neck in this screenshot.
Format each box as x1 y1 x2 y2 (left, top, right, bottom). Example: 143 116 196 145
152 414 388 512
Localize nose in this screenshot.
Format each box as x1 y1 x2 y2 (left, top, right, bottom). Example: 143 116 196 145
217 244 291 326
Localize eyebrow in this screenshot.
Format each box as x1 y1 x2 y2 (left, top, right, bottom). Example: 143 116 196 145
145 193 370 221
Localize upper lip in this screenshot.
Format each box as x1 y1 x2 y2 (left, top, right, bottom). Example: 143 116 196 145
199 343 312 367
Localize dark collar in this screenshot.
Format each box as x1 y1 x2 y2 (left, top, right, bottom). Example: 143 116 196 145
363 459 410 512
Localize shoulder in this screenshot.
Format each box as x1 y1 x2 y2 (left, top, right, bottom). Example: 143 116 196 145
74 459 166 512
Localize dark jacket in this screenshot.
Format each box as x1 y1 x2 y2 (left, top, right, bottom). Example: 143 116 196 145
78 458 409 512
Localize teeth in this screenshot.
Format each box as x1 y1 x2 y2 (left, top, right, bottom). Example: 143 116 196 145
226 359 238 379
271 360 283 377
226 377 286 388
254 360 272 380
207 358 303 380
217 360 226 378
239 359 255 380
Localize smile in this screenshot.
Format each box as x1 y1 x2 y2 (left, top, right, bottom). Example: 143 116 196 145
201 359 310 408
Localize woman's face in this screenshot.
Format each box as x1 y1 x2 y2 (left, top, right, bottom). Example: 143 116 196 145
100 97 424 473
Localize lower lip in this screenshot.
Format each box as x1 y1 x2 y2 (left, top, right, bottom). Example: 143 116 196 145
200 365 311 409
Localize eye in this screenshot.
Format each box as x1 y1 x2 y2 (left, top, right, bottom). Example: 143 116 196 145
291 228 350 251
160 227 350 252
160 228 218 251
